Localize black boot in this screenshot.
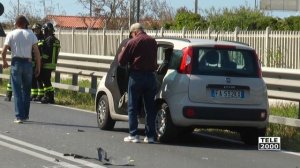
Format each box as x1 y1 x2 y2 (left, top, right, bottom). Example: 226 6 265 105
4 91 12 102
41 92 50 104
30 95 37 101
41 92 55 104
34 95 43 101
49 91 55 104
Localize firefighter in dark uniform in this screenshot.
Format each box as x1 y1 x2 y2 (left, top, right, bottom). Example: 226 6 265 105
31 23 44 101
39 22 60 104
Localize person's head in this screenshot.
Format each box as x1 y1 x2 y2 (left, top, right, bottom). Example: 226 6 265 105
15 15 29 29
42 22 55 36
129 23 144 38
32 23 42 34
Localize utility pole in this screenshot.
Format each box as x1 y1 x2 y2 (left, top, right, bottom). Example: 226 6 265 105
195 0 198 14
17 0 19 16
90 0 92 17
136 0 140 22
128 0 131 28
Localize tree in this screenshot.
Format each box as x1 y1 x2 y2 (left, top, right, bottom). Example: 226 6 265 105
205 6 276 31
3 0 65 29
170 7 206 30
283 16 300 30
77 0 174 29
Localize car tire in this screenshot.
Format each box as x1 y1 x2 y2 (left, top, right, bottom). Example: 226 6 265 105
155 103 179 143
96 95 115 130
240 127 266 145
178 127 194 136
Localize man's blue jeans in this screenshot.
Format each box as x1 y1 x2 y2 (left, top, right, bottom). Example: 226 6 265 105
10 58 33 120
127 71 157 138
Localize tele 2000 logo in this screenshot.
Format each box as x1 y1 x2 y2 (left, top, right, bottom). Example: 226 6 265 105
258 137 281 151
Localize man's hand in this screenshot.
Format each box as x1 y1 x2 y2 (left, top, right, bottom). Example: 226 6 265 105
35 66 40 77
1 45 9 68
2 59 9 68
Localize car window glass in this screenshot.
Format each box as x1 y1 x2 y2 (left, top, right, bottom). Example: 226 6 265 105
169 49 182 69
157 46 165 64
193 48 259 77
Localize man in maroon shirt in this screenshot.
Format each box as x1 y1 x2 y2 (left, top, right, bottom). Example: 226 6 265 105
118 23 158 143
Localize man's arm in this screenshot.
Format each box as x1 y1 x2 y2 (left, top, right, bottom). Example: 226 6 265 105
1 45 9 69
32 44 41 77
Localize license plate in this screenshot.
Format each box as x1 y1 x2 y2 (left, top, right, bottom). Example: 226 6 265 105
211 89 244 98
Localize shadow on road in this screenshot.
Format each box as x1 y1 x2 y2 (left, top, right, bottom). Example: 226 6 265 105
160 132 257 151
23 121 99 129
110 127 256 151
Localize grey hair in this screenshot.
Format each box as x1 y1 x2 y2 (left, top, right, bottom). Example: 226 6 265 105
130 23 144 32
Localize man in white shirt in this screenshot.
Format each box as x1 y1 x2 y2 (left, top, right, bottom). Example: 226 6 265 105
1 15 41 123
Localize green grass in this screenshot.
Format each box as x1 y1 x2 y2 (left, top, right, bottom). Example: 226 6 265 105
54 78 95 111
55 89 94 111
268 102 300 152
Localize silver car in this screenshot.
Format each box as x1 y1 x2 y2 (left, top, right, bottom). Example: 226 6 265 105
95 38 269 145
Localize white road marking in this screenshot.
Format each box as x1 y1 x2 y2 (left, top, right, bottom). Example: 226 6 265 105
281 150 300 157
0 134 106 168
0 140 81 168
52 104 95 114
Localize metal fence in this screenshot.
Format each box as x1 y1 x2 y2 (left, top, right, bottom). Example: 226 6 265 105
1 27 300 69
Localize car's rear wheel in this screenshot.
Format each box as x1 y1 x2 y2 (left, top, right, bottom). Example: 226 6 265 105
240 127 266 145
155 103 178 142
96 95 115 130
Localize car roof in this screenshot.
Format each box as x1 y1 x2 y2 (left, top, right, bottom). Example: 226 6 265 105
155 38 254 51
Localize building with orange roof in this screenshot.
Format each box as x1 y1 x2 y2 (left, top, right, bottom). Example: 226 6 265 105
47 15 105 29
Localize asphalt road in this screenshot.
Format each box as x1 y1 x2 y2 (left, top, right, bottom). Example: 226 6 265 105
0 96 299 168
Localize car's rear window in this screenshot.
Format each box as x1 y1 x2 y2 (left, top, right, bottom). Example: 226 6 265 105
192 47 259 77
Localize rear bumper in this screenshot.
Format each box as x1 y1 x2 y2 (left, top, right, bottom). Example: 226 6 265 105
183 106 267 121
166 95 269 128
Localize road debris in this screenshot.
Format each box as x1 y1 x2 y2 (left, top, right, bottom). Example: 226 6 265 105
97 147 134 166
63 148 134 166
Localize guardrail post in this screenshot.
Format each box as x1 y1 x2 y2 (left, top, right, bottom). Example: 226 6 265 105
91 76 97 97
72 74 78 86
55 72 61 83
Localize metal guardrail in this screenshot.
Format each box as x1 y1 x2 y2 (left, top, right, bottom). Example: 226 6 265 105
0 52 114 95
0 53 300 127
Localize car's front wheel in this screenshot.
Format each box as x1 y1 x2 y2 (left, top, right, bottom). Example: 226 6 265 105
155 103 179 142
96 94 115 130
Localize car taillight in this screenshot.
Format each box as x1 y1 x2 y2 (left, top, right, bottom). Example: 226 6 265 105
254 52 262 78
179 47 193 74
183 107 196 118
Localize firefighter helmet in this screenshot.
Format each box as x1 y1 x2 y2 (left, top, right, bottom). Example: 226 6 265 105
32 23 42 30
42 22 55 35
